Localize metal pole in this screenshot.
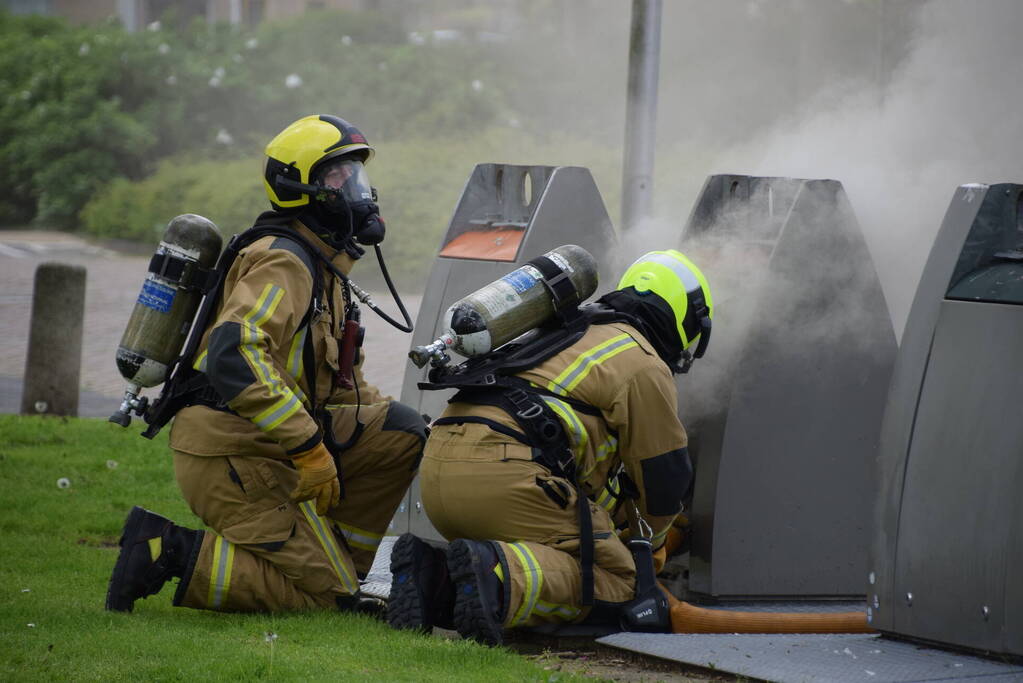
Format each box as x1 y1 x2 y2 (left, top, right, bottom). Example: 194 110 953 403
621 0 663 233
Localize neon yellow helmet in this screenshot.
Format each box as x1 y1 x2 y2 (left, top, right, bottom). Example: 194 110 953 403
617 249 714 363
263 114 375 211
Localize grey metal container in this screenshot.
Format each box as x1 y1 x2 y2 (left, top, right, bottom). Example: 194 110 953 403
870 183 1023 657
678 175 896 600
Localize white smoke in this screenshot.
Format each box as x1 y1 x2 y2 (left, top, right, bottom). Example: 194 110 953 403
671 0 1023 339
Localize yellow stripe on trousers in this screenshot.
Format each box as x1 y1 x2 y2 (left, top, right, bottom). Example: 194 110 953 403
336 521 383 553
506 542 543 627
207 535 236 609
535 599 581 621
299 501 358 594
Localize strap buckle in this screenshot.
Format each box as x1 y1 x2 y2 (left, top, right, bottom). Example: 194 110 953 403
554 448 575 476
506 388 543 419
516 403 543 419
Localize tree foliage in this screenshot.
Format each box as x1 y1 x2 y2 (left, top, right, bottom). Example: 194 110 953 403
0 8 504 228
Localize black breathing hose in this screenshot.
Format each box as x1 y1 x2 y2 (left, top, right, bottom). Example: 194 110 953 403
319 243 414 333
362 244 414 333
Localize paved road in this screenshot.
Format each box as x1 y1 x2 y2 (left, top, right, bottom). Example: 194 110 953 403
0 230 422 418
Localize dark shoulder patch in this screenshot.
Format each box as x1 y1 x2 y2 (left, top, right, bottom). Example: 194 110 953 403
207 322 258 402
269 237 315 280
640 447 693 516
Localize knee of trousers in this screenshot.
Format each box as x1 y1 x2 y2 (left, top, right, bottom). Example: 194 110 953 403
381 400 428 465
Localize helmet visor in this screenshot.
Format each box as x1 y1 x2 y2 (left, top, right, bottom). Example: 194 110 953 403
316 157 373 205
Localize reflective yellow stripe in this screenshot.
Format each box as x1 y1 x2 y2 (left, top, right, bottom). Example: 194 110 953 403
494 562 505 583
507 542 542 627
541 396 588 461
207 535 235 609
582 434 619 478
547 333 638 395
596 478 620 513
238 284 305 433
193 349 208 372
651 525 670 548
299 501 357 594
286 327 307 380
336 521 383 552
253 392 303 431
535 599 580 621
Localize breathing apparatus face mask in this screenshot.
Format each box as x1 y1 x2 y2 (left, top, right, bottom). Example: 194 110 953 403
311 157 386 246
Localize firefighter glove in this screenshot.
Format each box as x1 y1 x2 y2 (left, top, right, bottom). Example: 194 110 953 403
290 442 340 515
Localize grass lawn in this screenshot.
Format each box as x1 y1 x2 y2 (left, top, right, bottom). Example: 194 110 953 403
0 415 589 682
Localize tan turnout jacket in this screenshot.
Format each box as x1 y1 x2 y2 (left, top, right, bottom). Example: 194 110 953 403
170 219 383 459
442 321 689 545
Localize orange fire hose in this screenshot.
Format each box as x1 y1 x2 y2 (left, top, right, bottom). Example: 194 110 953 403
658 581 873 634
655 523 872 633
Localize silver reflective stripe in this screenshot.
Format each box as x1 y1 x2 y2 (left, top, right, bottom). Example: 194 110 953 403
300 501 357 594
253 392 302 431
555 335 636 393
337 522 383 552
287 326 308 379
541 396 588 458
645 252 701 293
209 536 234 609
507 542 542 626
534 600 580 621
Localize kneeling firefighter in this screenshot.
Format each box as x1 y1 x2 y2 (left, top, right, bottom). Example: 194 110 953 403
387 249 713 644
106 115 425 614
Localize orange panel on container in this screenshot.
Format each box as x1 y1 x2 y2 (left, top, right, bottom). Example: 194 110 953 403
439 229 524 261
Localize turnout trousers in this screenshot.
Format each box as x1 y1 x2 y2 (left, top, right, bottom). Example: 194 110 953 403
172 400 422 612
420 422 637 628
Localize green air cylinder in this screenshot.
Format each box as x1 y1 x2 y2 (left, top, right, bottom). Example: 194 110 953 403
115 214 222 388
409 244 598 368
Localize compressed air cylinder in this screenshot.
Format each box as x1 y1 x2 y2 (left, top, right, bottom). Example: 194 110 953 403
115 214 222 387
411 245 598 367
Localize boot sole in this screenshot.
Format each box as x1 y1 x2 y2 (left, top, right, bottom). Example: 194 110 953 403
447 539 503 646
387 533 430 632
105 506 147 612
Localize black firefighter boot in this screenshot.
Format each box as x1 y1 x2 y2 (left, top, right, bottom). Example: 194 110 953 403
105 506 203 612
387 533 455 632
447 538 508 646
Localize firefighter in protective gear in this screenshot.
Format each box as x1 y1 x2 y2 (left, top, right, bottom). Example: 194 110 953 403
387 250 712 644
106 115 425 614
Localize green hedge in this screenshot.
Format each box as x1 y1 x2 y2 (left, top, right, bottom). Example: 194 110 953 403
80 157 265 244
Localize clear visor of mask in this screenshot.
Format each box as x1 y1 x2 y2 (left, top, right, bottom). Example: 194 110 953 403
316 157 373 205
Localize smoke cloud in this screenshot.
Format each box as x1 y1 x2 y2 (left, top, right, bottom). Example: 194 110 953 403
657 0 1023 339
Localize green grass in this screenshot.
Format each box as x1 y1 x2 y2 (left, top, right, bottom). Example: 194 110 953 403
0 415 586 682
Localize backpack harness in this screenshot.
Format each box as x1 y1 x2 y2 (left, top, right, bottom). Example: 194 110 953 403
420 303 649 606
141 223 363 469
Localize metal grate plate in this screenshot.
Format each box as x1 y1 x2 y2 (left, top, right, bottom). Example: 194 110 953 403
597 633 1023 682
359 535 396 600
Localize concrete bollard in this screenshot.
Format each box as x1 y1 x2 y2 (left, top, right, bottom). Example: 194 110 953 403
20 262 87 417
